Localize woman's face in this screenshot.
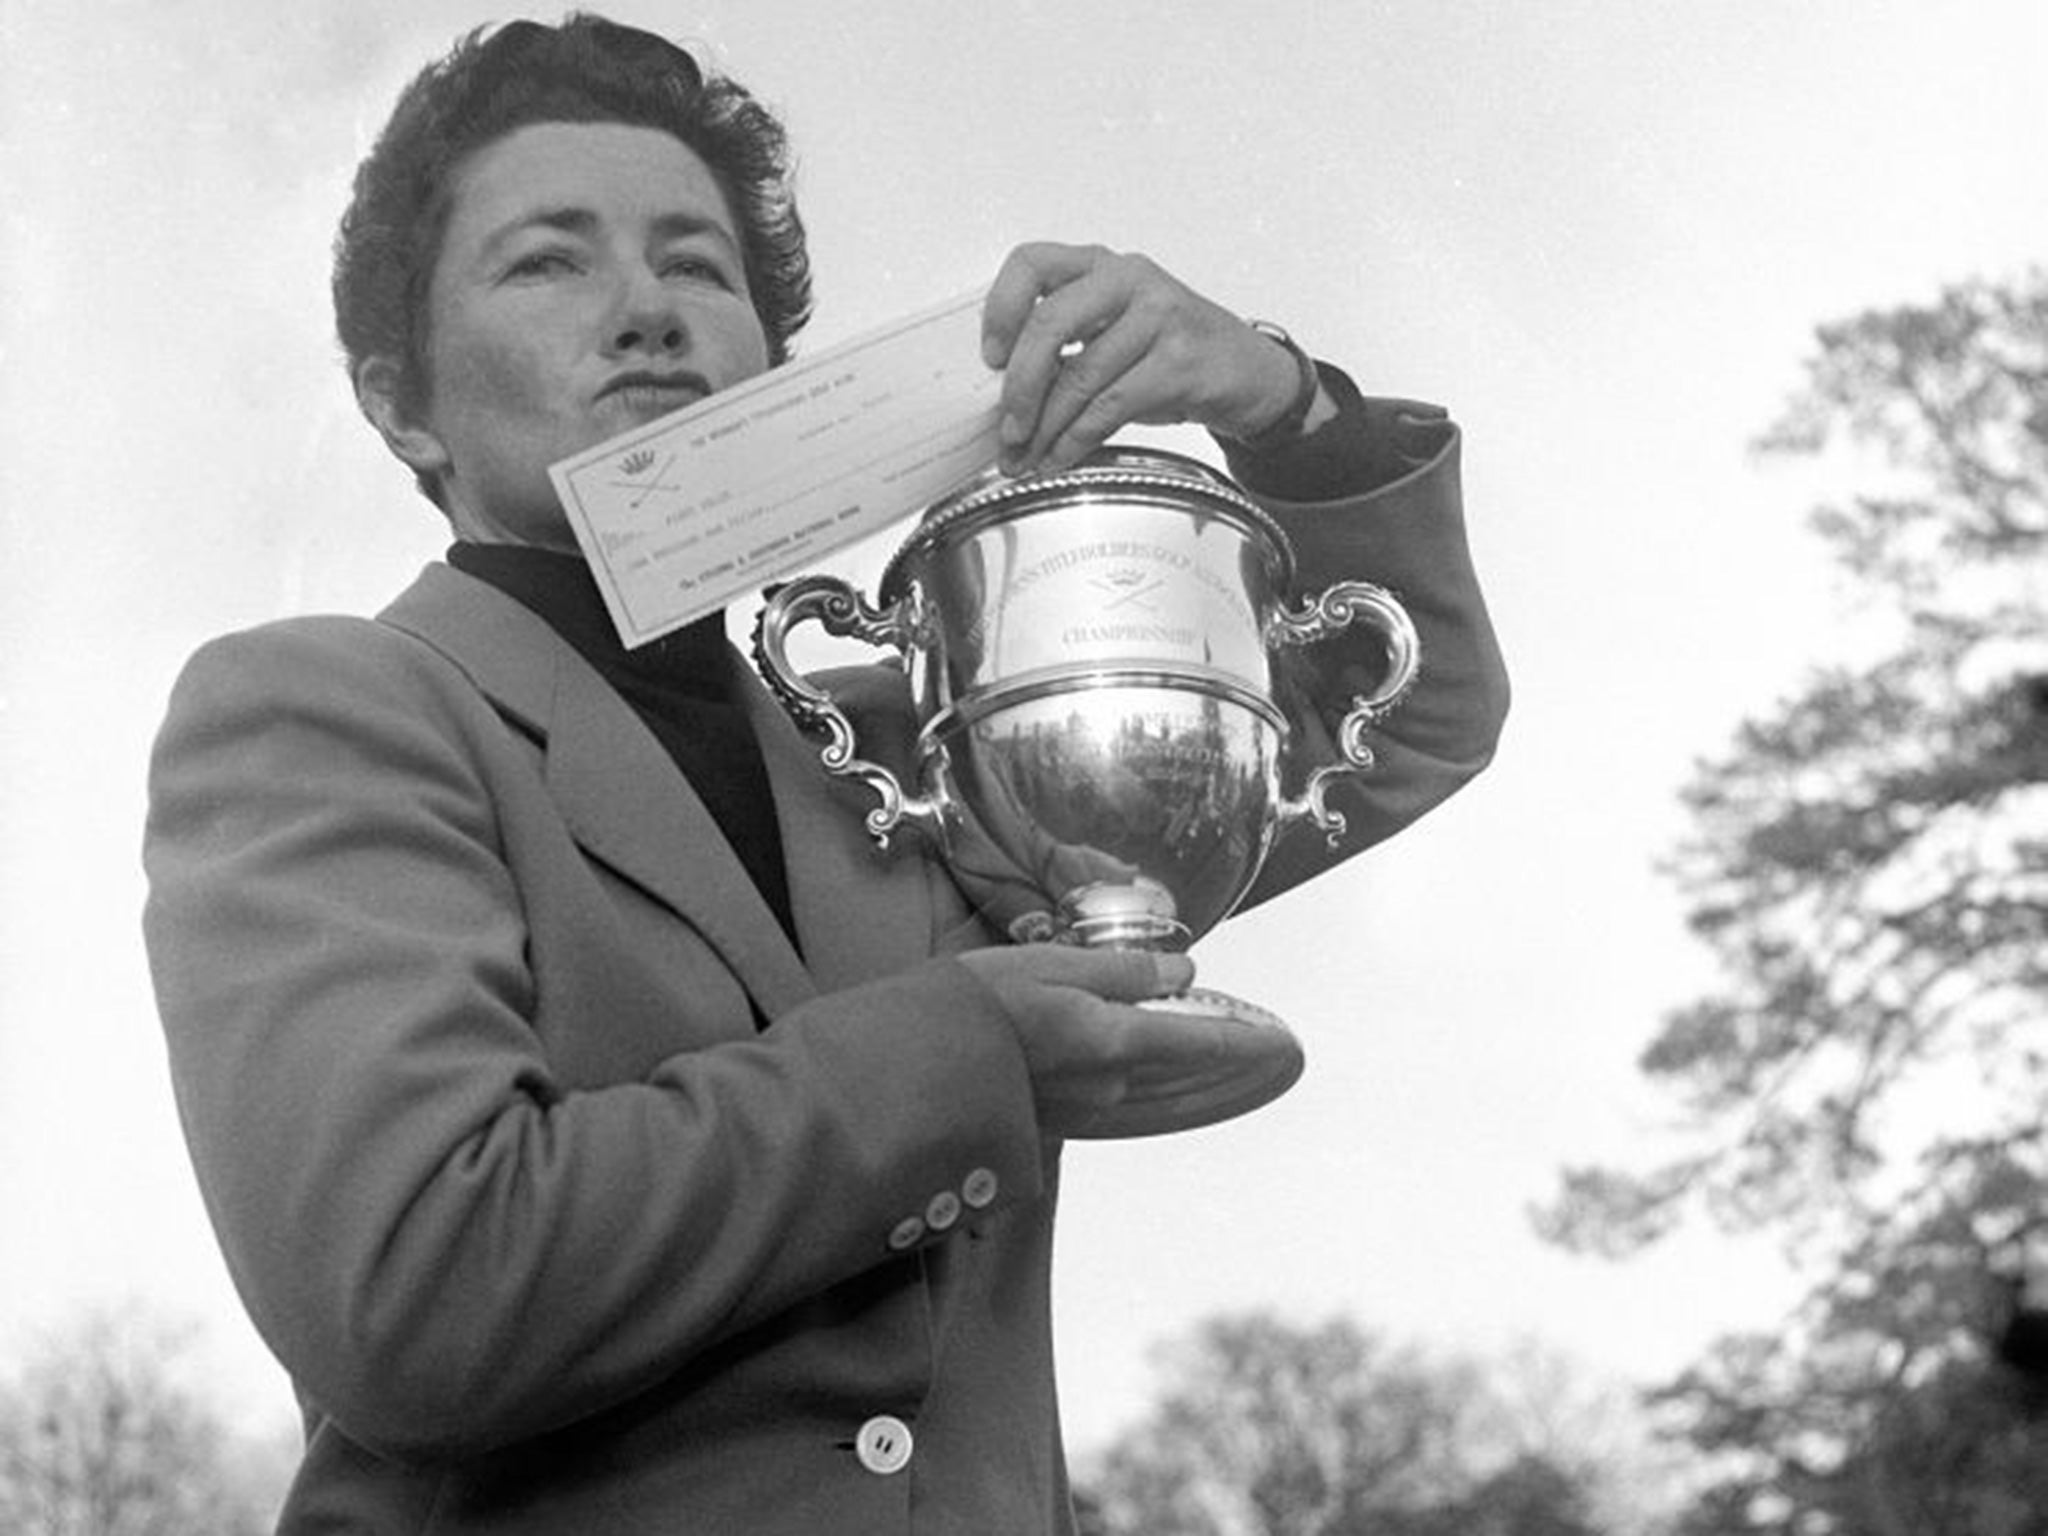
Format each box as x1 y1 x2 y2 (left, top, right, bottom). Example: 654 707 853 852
404 120 771 550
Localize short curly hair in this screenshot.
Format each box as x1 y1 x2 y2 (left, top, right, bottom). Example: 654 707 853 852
333 14 811 434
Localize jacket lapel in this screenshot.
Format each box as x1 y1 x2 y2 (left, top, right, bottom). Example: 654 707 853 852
736 653 946 994
380 565 819 1022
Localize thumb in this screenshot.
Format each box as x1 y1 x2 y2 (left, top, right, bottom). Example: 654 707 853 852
1070 947 1193 1003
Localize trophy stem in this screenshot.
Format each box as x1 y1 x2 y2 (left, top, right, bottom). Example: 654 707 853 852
1059 878 1191 951
1057 879 1293 1032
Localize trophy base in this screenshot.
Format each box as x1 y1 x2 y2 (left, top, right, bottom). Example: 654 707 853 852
1064 987 1305 1140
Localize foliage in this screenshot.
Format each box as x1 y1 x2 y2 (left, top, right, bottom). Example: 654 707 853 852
1079 1312 1650 1536
1647 1139 2048 1530
1536 269 2048 1527
1653 1340 2048 1536
0 1308 281 1536
1543 270 2048 1260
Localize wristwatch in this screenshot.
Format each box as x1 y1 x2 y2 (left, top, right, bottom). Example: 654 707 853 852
1224 320 1321 451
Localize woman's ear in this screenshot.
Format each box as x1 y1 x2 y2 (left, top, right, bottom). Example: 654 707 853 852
354 357 450 480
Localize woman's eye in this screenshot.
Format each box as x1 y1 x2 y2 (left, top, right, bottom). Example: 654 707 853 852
505 250 581 279
664 254 733 287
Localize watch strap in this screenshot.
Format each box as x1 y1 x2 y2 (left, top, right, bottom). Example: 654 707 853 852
1224 320 1321 451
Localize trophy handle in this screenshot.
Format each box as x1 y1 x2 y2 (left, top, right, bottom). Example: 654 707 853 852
1266 580 1422 845
751 575 946 848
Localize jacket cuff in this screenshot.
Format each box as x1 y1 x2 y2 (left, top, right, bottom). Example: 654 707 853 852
1215 363 1456 504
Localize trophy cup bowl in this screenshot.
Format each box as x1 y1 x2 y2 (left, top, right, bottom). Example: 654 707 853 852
753 446 1419 1136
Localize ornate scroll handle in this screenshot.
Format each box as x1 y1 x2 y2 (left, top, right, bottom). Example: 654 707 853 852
1265 580 1422 845
750 575 946 847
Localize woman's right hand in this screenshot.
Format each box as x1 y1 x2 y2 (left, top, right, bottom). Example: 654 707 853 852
957 945 1264 1137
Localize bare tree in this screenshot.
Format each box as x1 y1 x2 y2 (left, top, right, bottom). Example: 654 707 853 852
1079 1312 1655 1536
0 1307 279 1536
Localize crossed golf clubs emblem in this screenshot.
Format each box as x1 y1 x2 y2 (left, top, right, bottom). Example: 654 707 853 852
1089 564 1167 614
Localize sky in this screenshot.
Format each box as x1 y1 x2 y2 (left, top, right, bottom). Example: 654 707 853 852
2 0 2042 1462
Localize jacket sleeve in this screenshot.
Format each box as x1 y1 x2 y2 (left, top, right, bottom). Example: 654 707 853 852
141 618 1042 1461
1218 371 1511 909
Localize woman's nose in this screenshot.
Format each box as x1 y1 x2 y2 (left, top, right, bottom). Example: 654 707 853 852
606 268 688 355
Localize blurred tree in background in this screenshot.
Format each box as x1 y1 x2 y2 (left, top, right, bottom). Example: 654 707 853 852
1078 1311 1669 1535
0 1308 285 1536
1540 270 2048 1530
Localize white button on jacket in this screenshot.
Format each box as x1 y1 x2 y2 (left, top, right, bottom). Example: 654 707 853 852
924 1190 962 1231
962 1166 999 1208
855 1414 914 1476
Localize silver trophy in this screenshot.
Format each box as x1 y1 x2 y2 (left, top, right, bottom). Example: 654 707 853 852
753 446 1419 1134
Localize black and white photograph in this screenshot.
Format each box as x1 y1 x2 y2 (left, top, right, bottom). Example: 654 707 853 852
2 2 2042 1530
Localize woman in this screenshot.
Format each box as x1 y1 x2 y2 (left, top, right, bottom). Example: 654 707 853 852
143 15 1508 1533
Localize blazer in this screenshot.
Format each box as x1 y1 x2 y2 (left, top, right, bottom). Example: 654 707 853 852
143 413 1508 1534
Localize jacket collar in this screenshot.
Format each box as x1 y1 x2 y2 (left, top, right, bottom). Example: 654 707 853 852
377 563 941 1018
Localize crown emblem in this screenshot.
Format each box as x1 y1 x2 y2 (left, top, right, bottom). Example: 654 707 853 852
619 448 658 476
1088 564 1168 615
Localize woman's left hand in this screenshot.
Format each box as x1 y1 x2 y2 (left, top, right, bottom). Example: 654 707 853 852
980 241 1303 474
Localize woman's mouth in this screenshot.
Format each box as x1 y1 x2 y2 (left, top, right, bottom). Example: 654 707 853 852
597 373 709 422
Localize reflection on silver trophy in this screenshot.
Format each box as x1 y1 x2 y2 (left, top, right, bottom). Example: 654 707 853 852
753 446 1420 1039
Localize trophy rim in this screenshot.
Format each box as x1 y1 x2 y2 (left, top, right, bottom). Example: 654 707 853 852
917 663 1290 742
878 445 1296 604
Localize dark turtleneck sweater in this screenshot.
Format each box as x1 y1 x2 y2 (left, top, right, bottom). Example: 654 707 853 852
445 541 798 950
